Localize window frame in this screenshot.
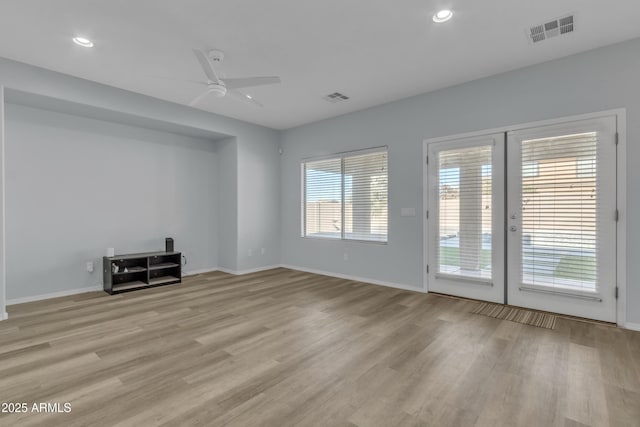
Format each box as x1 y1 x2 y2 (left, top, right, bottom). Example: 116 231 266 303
301 146 388 244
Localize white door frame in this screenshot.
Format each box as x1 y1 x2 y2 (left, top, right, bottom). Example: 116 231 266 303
423 108 627 327
0 85 6 321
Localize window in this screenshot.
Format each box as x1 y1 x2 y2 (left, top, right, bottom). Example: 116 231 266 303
303 147 388 242
520 131 599 291
437 144 493 279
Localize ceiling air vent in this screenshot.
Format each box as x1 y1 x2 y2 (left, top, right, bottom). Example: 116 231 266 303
559 15 574 34
323 92 350 103
528 14 574 43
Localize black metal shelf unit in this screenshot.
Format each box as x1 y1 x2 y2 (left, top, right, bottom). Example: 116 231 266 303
103 251 182 294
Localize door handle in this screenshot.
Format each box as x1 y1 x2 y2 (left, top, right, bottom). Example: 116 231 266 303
510 226 518 232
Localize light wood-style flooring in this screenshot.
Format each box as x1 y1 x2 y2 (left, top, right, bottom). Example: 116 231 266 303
0 268 639 427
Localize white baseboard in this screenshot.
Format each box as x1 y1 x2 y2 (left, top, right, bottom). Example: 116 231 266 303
183 267 219 276
184 265 282 276
2 264 419 309
280 264 424 293
217 264 282 276
7 285 103 306
2 264 274 306
625 322 640 332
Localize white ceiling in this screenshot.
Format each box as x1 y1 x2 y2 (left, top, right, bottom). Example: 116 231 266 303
0 1 639 130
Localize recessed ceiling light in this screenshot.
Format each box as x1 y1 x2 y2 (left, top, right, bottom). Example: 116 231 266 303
246 94 253 99
72 37 94 48
433 9 453 23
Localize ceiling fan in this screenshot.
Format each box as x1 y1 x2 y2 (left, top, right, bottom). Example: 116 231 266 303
189 49 281 107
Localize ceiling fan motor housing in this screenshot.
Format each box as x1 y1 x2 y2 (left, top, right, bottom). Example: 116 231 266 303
208 84 227 97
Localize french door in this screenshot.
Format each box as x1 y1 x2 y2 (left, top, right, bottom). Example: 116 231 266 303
506 117 617 322
425 116 618 322
426 133 505 304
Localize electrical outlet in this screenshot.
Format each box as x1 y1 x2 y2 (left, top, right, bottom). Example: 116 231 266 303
248 249 253 257
86 261 94 273
343 253 348 261
261 248 265 255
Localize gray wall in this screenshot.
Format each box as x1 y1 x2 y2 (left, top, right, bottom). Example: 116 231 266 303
0 57 281 306
217 137 238 272
5 104 219 300
237 136 282 271
280 37 640 323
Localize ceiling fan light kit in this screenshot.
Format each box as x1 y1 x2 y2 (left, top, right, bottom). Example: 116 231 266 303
72 36 94 47
433 9 453 23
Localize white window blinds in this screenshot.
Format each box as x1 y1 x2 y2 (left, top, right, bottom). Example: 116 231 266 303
437 145 493 279
520 132 599 292
303 158 342 239
303 148 388 242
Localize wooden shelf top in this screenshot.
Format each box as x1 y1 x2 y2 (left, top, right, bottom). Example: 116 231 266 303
105 251 181 261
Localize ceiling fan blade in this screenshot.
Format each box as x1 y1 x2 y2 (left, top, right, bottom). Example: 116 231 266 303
223 76 281 90
193 49 220 83
228 89 264 107
189 90 212 107
147 75 207 86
